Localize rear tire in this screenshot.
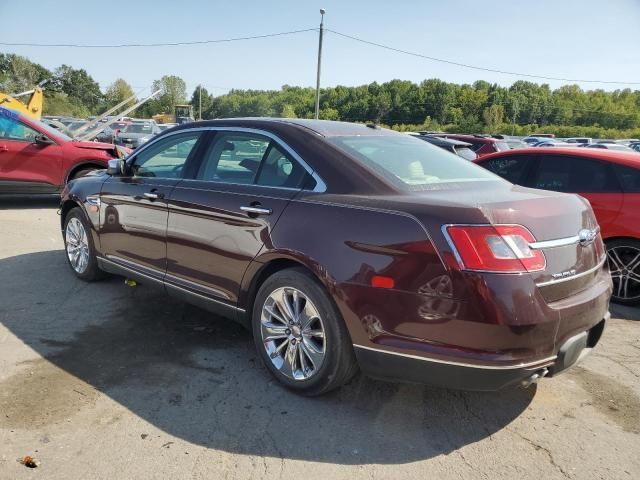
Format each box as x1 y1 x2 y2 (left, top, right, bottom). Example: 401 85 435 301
606 239 640 305
63 207 104 282
252 267 358 396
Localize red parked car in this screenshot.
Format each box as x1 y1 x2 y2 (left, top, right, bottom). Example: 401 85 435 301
0 107 123 195
477 147 640 304
433 134 511 157
60 119 610 395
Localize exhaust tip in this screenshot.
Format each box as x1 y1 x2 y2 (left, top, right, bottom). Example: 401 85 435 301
521 367 549 388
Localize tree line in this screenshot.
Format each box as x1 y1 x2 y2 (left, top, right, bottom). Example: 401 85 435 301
2 52 640 138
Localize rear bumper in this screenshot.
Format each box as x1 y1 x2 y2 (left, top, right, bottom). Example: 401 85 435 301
355 313 608 391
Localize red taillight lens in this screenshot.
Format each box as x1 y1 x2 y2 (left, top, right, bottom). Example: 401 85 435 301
445 225 545 273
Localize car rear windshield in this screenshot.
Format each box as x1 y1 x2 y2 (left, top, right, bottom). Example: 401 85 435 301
455 147 477 161
123 123 153 134
494 141 511 151
328 134 499 190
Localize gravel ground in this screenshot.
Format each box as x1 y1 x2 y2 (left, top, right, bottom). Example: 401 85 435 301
0 197 639 480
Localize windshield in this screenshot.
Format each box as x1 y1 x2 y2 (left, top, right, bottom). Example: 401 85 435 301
34 118 73 141
123 123 154 134
328 134 500 190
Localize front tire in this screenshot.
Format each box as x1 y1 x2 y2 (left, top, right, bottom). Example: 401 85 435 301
252 267 358 396
63 207 103 281
606 239 640 305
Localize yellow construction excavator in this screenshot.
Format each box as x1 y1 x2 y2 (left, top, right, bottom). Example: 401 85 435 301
0 86 44 120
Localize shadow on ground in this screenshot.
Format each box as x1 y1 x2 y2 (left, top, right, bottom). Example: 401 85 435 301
609 303 639 321
0 250 536 465
0 195 59 210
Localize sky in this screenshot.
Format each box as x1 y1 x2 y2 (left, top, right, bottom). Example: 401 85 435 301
1 0 639 98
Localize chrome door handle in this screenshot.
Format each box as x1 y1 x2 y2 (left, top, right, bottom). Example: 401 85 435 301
240 205 272 215
143 192 162 200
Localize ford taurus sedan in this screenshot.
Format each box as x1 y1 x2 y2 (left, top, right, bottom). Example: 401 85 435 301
60 119 611 395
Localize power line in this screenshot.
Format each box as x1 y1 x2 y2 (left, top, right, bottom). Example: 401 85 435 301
326 29 640 86
0 28 317 48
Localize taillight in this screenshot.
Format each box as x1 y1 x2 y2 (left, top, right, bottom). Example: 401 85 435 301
444 224 545 273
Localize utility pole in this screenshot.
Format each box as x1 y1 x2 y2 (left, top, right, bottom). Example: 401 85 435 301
511 85 518 136
198 85 202 121
314 8 326 120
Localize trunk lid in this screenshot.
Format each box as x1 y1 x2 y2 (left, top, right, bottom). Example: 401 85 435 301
372 181 606 301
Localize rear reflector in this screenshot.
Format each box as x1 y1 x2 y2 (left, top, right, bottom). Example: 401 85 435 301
445 224 546 273
371 275 395 289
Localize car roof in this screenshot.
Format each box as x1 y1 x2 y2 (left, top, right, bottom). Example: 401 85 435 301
418 135 472 147
176 118 402 138
477 147 640 169
433 133 498 144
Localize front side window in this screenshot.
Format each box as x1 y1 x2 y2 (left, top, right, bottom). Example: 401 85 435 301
130 132 201 178
530 155 620 193
329 134 499 190
0 116 39 142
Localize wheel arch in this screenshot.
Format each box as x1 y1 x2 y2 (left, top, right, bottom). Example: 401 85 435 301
603 236 640 245
239 253 337 326
65 160 106 183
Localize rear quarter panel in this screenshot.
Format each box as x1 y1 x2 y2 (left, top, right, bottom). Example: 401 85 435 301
244 196 448 346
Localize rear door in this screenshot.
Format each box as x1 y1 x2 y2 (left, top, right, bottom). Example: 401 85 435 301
0 113 63 193
165 129 316 307
525 154 623 233
98 130 205 277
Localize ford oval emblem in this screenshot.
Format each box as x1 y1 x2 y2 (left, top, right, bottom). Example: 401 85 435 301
578 228 597 247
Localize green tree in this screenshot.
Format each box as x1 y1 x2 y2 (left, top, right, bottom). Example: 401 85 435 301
104 79 135 109
483 104 505 133
52 65 103 113
190 85 213 119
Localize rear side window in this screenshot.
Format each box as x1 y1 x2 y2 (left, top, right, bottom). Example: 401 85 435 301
196 131 313 189
481 155 532 184
612 163 640 192
494 141 511 152
530 155 620 193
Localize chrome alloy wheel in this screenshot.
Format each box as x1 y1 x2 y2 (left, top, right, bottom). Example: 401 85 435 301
260 286 326 381
607 245 640 302
65 217 90 274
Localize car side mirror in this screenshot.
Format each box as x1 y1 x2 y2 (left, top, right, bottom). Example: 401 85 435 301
107 158 126 176
34 134 54 145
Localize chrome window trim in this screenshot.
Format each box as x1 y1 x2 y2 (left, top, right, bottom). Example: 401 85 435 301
125 125 327 193
353 344 557 370
536 255 607 287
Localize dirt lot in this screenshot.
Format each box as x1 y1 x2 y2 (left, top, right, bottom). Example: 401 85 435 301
0 197 639 480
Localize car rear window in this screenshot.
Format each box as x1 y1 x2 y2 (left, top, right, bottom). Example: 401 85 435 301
328 134 500 190
494 141 511 152
455 147 477 161
124 123 154 134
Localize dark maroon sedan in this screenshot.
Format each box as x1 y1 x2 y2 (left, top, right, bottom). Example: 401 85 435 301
60 119 611 395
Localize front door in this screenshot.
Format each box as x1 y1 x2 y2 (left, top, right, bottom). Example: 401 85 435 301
166 130 313 306
0 111 62 193
98 130 205 278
